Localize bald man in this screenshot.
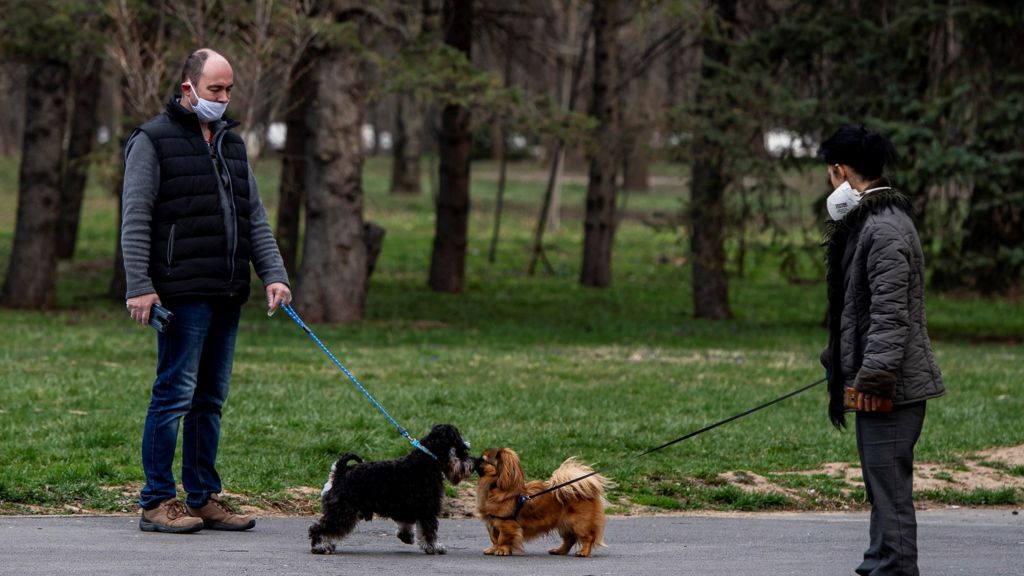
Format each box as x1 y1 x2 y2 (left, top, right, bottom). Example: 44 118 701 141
122 49 291 533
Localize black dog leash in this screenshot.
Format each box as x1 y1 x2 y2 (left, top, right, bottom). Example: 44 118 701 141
496 377 827 519
638 376 826 456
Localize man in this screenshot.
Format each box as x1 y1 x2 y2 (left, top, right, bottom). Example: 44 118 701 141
819 124 945 575
122 48 292 533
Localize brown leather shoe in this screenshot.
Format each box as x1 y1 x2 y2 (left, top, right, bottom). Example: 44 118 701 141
187 494 256 531
140 498 204 533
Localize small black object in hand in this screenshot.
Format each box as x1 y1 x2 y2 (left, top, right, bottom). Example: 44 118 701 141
149 304 173 333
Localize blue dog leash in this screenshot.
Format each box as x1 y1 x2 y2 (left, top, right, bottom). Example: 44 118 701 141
278 302 437 460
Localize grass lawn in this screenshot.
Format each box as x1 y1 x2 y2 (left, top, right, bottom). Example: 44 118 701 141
0 154 1022 515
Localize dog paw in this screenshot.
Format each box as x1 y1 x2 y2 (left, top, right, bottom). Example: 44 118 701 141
396 527 414 545
311 542 336 555
421 542 447 555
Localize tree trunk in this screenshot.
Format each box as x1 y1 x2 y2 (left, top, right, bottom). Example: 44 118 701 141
429 0 472 293
527 7 590 274
0 64 26 158
489 119 504 161
690 0 735 320
276 49 313 278
488 42 513 263
622 125 651 192
547 0 581 233
580 0 620 288
57 55 103 260
109 73 131 302
294 45 368 322
619 45 650 194
390 92 423 194
488 125 508 263
1 61 70 309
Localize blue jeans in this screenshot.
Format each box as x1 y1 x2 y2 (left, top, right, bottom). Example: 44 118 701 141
139 299 241 510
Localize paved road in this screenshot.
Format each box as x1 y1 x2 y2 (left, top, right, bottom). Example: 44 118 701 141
2 509 1021 575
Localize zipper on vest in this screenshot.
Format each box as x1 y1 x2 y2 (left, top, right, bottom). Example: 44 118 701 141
166 224 176 274
211 129 238 286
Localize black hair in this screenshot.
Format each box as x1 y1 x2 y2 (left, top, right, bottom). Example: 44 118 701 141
180 49 211 84
817 124 898 181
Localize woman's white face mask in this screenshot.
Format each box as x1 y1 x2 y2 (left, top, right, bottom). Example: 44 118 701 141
826 180 860 221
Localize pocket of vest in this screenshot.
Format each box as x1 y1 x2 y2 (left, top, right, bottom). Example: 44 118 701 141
166 224 176 272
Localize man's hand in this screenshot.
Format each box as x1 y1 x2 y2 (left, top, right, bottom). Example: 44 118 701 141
266 282 292 316
126 293 161 326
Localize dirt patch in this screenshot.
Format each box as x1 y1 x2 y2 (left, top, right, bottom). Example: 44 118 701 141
711 444 1024 511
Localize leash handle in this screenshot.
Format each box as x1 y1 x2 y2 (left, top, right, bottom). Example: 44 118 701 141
279 303 437 460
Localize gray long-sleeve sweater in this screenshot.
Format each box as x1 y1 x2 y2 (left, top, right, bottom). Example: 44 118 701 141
121 131 289 299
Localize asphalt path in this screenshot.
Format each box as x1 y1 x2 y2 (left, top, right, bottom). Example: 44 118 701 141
1 509 1021 575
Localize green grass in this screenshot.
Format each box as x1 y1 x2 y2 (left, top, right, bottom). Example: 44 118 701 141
1 154 1023 514
979 460 1024 477
915 488 1023 506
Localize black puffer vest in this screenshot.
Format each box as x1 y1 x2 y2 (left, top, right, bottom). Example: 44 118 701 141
137 97 252 301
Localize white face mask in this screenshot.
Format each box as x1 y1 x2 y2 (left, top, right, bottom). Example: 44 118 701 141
185 81 228 123
826 180 861 221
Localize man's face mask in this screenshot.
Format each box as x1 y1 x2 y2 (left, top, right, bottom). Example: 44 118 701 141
826 180 860 221
185 81 228 123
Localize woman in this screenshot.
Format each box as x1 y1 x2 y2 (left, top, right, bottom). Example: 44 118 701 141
818 124 945 576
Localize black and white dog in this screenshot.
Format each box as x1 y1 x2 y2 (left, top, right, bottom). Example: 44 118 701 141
309 424 474 554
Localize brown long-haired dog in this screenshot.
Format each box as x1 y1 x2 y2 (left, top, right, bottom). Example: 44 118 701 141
474 447 607 557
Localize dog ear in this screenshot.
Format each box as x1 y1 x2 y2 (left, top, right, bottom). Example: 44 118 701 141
495 448 524 492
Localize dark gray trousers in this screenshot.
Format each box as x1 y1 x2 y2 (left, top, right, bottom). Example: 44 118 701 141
855 401 927 576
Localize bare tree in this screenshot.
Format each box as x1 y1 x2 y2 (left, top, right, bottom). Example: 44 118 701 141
0 0 103 308
0 64 26 156
428 0 473 293
579 0 621 288
276 46 313 277
690 0 735 319
57 54 103 260
390 91 424 194
293 8 370 322
232 0 278 158
526 1 591 275
1 60 71 309
546 0 584 232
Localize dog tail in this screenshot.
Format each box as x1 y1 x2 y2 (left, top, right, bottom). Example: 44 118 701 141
321 453 364 499
336 453 364 470
547 457 607 506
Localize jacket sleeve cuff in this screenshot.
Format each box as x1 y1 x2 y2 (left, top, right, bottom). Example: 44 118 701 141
854 366 898 399
819 347 831 370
